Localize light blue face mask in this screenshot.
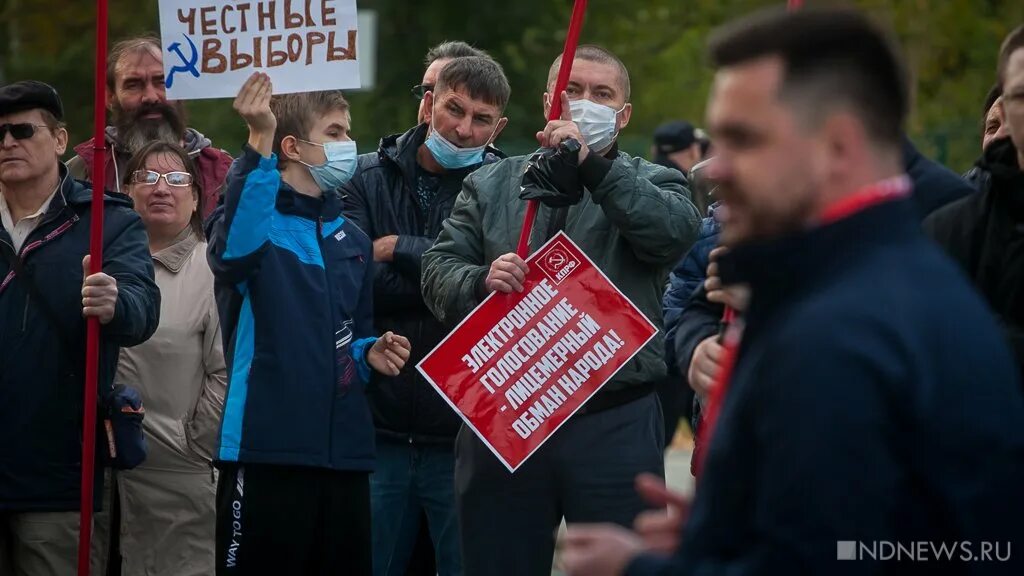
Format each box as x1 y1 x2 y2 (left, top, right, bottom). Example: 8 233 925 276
298 139 358 192
424 111 497 170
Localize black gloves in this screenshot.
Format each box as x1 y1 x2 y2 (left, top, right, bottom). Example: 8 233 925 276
519 138 583 208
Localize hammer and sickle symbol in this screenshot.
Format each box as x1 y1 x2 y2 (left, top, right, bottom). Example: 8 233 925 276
165 35 200 89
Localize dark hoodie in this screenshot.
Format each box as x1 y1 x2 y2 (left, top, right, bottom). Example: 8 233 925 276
924 136 1024 378
66 127 233 220
341 123 505 443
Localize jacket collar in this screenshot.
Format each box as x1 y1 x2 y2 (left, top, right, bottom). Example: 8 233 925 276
718 197 919 313
72 127 209 164
379 123 507 176
152 226 198 273
979 137 1024 220
275 182 343 222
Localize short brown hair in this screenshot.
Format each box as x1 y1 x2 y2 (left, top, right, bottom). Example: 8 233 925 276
547 45 631 101
709 7 908 148
107 35 162 91
269 91 350 165
998 25 1024 86
122 141 205 239
424 41 487 67
434 56 511 110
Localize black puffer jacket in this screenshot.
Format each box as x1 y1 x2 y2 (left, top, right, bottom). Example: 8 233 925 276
343 124 504 443
924 136 1024 379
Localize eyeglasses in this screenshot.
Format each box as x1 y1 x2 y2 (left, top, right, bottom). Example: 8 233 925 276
130 170 194 187
0 123 50 141
410 84 433 100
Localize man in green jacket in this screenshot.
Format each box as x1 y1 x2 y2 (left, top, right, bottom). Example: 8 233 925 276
421 44 701 576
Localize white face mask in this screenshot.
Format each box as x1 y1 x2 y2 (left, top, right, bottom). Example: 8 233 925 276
568 98 626 153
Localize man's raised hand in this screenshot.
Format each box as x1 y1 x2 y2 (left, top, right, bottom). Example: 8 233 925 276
234 72 276 158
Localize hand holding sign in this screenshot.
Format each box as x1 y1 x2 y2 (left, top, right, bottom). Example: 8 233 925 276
486 253 530 294
368 332 412 376
234 72 276 158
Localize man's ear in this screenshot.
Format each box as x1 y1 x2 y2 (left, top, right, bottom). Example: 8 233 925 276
54 127 68 157
617 103 633 132
422 91 435 126
280 135 301 162
819 112 863 183
106 90 117 112
542 92 552 119
489 117 509 145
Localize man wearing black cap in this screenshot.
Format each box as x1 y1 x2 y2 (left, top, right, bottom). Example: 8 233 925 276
651 120 706 177
0 80 159 574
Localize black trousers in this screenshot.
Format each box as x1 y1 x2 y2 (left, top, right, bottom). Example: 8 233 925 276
215 463 371 576
455 392 665 576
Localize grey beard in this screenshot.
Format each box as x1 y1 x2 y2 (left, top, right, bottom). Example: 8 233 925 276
117 120 182 156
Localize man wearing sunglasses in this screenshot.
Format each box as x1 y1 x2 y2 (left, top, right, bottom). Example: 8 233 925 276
415 41 488 124
66 36 233 219
343 54 508 576
0 80 160 574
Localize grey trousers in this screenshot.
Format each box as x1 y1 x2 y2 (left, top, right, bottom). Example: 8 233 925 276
455 392 665 576
0 511 82 576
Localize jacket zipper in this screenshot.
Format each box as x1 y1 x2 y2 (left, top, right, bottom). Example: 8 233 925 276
1 215 77 329
318 216 338 465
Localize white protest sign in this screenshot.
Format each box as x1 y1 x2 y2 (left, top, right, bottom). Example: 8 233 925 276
158 0 361 100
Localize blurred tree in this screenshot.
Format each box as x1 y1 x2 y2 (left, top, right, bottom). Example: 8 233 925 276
1 0 1021 171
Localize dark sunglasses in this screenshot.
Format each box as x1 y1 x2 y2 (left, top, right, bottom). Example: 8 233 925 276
130 170 194 187
0 123 50 141
410 83 434 100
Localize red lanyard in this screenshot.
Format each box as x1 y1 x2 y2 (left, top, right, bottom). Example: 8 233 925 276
694 175 911 478
818 175 911 224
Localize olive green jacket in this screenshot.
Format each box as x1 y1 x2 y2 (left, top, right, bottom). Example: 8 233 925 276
422 150 701 391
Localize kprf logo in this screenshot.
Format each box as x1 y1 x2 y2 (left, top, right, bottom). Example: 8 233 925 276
537 241 579 285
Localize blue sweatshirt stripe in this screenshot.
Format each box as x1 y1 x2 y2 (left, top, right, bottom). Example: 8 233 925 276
224 155 279 260
219 293 256 462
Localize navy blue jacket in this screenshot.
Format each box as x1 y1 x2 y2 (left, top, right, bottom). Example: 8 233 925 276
1 165 159 511
342 124 503 443
630 198 1024 576
208 146 378 471
663 140 976 423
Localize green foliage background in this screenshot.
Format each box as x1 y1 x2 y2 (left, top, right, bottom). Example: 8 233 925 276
1 0 1022 172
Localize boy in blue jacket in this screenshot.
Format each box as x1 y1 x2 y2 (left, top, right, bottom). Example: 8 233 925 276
207 72 411 576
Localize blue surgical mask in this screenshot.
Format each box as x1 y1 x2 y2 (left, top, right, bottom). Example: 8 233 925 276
424 116 495 170
569 99 626 153
298 139 358 192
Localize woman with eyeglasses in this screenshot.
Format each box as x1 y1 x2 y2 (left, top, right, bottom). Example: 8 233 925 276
106 140 227 576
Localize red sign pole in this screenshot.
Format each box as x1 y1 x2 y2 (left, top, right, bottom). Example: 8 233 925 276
515 0 589 259
79 0 108 573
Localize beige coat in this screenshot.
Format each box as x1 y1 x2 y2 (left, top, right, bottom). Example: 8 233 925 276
113 228 226 576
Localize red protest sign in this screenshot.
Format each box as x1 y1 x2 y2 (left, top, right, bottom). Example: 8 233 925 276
417 232 658 472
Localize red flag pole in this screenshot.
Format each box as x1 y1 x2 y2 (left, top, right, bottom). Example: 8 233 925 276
515 0 588 259
79 0 108 572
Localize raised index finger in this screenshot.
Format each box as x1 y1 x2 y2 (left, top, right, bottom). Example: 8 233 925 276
560 90 573 122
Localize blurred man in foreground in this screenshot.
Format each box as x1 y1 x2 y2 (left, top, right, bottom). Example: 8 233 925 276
562 8 1024 575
